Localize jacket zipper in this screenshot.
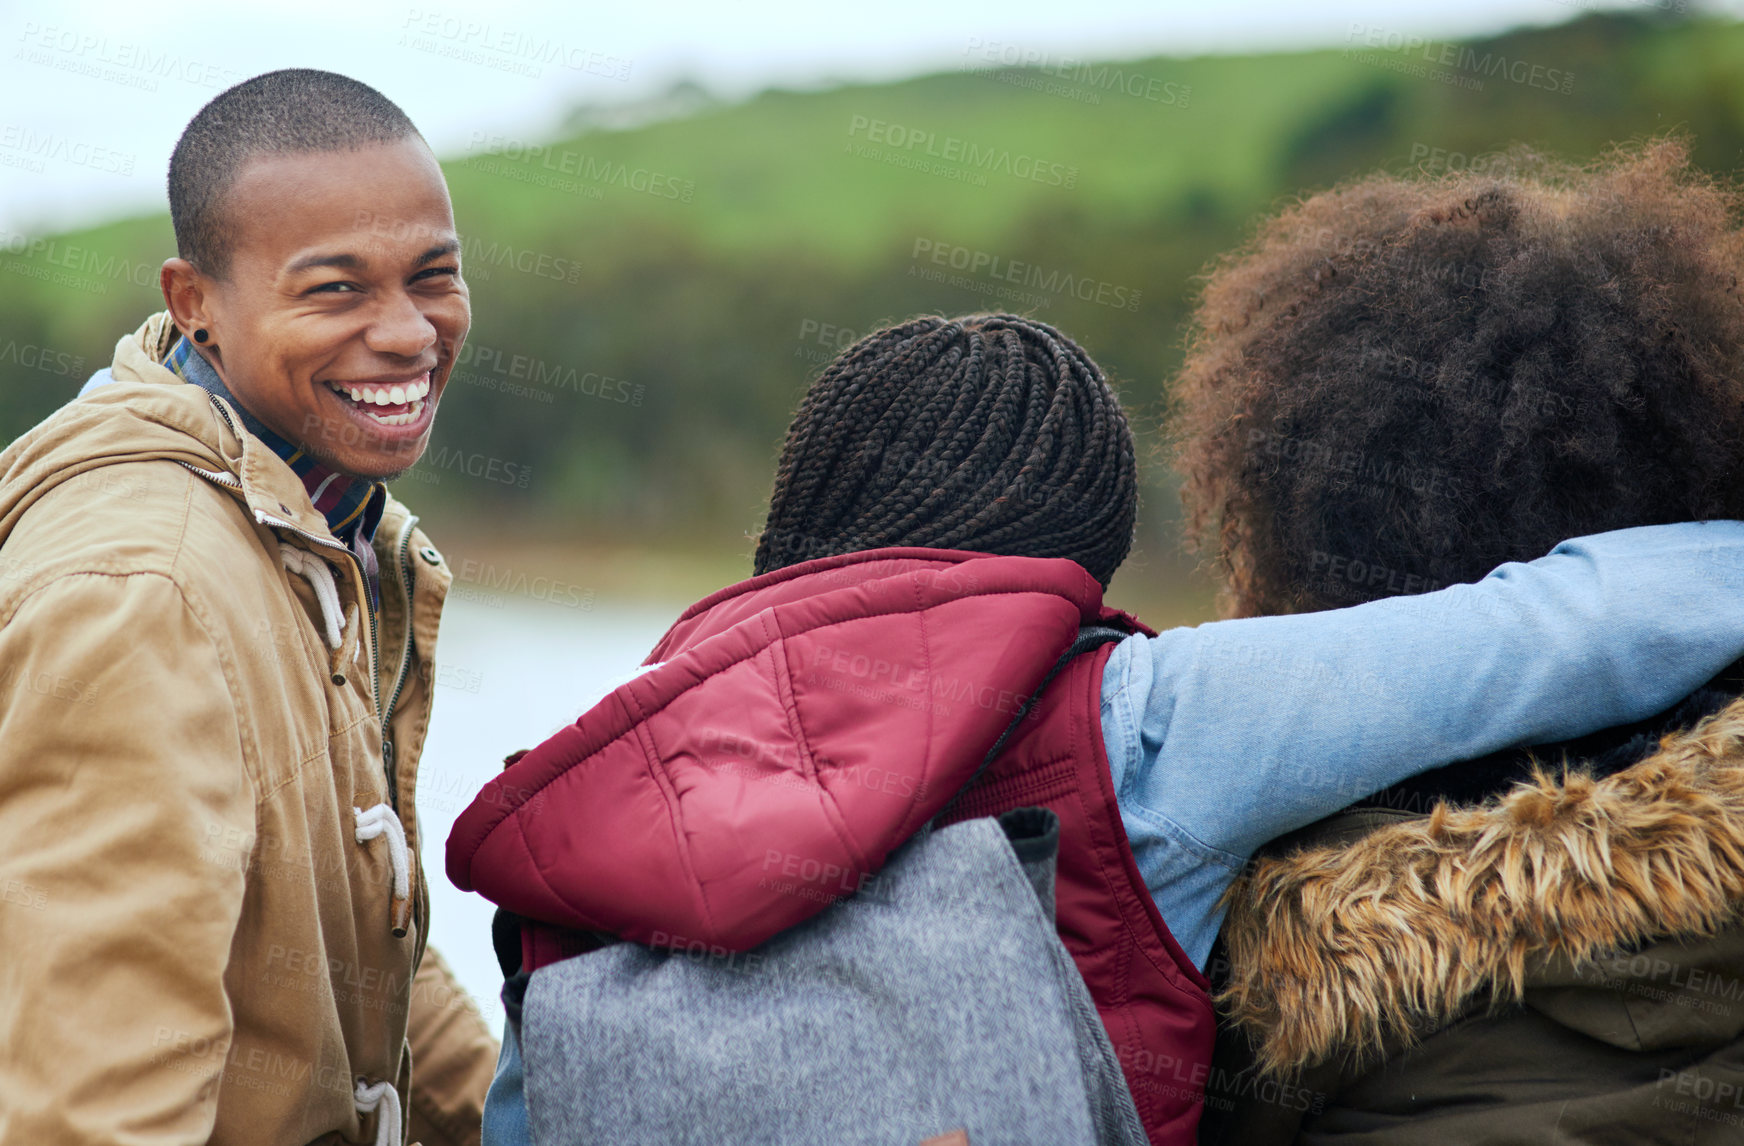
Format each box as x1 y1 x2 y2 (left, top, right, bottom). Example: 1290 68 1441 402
176 457 384 710
189 393 424 932
377 515 419 813
181 393 421 783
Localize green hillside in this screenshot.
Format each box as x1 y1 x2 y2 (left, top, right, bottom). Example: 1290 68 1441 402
3 8 1739 595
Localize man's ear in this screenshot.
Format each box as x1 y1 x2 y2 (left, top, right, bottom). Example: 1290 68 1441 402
160 258 218 346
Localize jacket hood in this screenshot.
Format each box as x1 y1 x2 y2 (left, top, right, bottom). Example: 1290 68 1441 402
447 548 1138 952
1219 693 1744 1076
0 312 357 554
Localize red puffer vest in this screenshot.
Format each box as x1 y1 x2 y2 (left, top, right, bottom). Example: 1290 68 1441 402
446 548 1214 1145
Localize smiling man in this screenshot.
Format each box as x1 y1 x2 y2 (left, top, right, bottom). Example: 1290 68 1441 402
0 71 497 1145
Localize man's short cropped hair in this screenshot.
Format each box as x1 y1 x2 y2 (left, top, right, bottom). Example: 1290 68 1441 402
168 68 421 278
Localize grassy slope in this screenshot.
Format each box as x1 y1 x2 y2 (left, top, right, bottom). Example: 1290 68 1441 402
442 50 1365 265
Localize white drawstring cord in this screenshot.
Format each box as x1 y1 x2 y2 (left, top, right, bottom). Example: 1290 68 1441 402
352 603 367 667
280 545 346 651
355 802 413 935
354 803 410 903
353 1077 402 1146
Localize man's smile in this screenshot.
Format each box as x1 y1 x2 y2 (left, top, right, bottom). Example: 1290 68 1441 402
321 370 434 428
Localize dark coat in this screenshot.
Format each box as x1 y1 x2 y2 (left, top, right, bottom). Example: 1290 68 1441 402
1199 668 1744 1145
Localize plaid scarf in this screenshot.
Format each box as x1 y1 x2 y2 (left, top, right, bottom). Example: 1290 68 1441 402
165 336 385 606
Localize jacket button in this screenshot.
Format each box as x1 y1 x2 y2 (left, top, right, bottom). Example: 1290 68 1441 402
419 546 442 565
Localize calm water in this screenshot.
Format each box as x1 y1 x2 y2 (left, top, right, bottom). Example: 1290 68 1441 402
416 593 679 1035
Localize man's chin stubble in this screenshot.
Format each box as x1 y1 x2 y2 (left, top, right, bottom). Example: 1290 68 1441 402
292 405 434 482
304 437 426 485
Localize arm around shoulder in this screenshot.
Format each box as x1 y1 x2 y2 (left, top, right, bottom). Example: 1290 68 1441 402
1119 520 1744 893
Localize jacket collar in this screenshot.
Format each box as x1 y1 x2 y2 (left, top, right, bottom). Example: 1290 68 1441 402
652 547 1154 659
104 312 371 551
162 334 386 550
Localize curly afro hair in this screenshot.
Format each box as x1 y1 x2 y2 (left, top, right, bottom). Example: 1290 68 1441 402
1173 139 1744 618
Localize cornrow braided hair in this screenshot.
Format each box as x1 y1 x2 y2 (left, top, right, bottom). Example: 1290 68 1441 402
754 313 1137 588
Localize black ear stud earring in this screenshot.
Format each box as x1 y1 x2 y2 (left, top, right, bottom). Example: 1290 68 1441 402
193 328 210 344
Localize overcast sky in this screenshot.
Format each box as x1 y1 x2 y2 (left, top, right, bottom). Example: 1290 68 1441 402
1 0 1735 234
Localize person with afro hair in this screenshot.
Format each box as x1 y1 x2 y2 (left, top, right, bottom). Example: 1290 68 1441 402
1186 140 1744 1143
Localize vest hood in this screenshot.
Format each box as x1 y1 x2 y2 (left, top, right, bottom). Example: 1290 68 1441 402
446 548 1136 952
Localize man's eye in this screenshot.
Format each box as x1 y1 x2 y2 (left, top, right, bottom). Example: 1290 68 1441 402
310 281 359 294
414 266 460 283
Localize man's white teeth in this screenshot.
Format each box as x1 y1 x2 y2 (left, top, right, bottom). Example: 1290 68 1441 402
363 398 425 426
325 377 431 406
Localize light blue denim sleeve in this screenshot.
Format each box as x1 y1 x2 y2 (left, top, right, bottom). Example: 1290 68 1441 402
1100 521 1744 970
481 1017 530 1146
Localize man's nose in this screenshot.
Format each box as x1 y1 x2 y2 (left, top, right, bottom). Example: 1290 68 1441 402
366 291 437 359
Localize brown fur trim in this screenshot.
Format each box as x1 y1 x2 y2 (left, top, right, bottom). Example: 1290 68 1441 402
1218 695 1744 1076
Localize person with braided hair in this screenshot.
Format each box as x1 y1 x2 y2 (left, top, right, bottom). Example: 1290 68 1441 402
754 314 1136 584
454 311 1744 1146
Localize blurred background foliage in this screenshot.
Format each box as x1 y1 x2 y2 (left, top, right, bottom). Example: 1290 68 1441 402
2 8 1738 616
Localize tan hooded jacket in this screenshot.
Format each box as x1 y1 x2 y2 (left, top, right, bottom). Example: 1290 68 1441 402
0 314 498 1145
